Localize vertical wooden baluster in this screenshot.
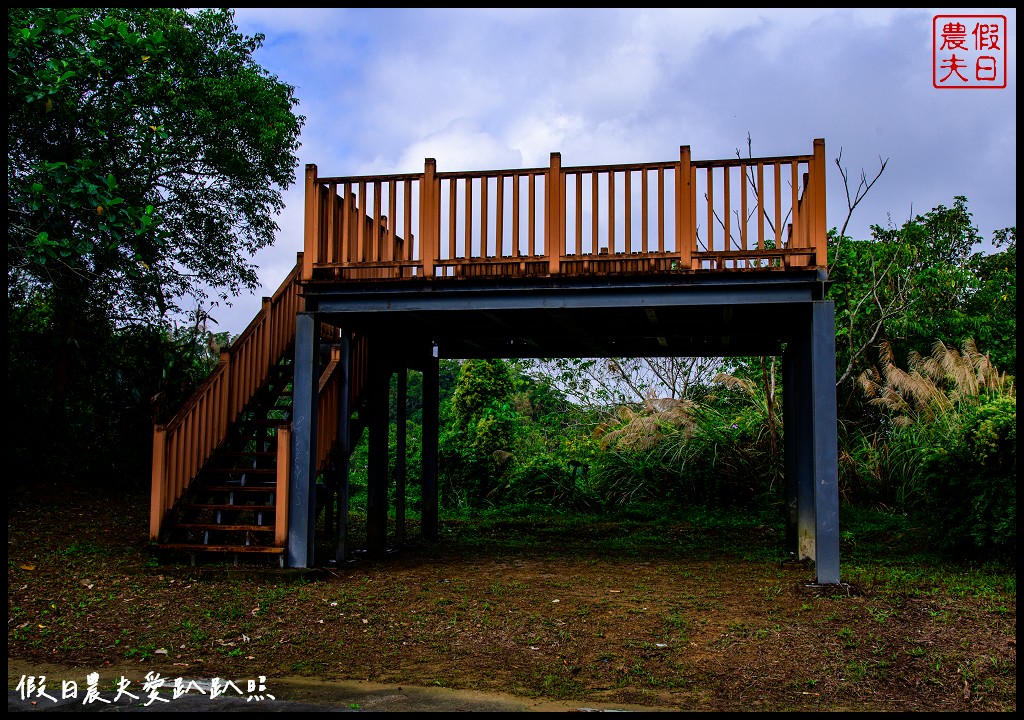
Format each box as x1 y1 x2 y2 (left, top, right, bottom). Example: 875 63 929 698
575 172 582 256
774 162 782 249
706 167 714 253
326 182 337 264
357 181 367 263
624 169 632 254
724 166 732 257
496 174 505 257
447 180 456 261
561 157 569 268
512 174 521 258
658 165 666 254
608 170 615 255
757 163 765 253
481 175 489 257
641 168 649 254
388 179 397 265
340 182 350 264
740 165 748 266
404 180 412 263
464 177 473 262
791 161 800 249
373 180 382 262
528 173 536 257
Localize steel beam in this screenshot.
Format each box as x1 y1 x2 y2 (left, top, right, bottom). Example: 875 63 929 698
318 284 816 314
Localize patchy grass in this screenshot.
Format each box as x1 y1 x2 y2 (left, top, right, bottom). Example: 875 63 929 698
7 479 1016 712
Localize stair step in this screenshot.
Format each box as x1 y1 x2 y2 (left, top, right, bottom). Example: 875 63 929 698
174 523 275 532
199 485 278 493
217 451 277 459
159 543 284 554
182 504 277 512
154 340 300 566
203 467 277 475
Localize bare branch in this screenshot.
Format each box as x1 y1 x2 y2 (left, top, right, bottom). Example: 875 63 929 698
835 242 911 387
834 147 888 242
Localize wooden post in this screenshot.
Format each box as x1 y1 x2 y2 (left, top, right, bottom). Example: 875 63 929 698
421 159 437 278
218 350 231 444
813 138 828 269
547 152 562 274
149 426 168 541
303 164 317 281
261 297 272 385
678 146 693 269
275 425 291 547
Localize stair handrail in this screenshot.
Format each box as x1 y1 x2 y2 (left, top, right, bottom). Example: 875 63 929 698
150 254 305 540
312 333 370 483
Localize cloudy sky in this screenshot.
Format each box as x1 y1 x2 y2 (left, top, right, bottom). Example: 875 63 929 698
211 7 1016 336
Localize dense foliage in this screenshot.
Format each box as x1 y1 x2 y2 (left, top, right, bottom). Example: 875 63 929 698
349 199 1015 561
7 8 304 484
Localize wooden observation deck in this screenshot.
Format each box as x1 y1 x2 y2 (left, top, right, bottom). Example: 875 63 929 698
150 140 841 585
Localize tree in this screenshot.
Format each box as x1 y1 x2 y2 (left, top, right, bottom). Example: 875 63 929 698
8 8 304 415
525 356 722 411
964 227 1016 372
440 359 518 505
828 197 996 394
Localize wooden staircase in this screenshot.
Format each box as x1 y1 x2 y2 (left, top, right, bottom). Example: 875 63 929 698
156 350 295 565
149 255 372 568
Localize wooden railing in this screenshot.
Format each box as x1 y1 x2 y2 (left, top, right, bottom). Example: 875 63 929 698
303 139 827 281
149 256 306 540
314 332 370 476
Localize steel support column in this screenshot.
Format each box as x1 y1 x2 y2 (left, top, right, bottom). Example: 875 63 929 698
792 331 817 564
366 340 390 559
287 312 320 568
421 350 439 541
810 301 840 584
395 368 407 547
335 332 352 564
782 343 800 559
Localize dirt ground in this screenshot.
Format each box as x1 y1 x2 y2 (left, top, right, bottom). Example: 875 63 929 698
7 480 1016 712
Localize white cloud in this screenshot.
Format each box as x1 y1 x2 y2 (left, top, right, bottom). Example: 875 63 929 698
396 118 522 173
208 7 1015 335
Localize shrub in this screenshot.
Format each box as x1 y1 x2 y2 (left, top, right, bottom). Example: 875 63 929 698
922 395 1016 558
